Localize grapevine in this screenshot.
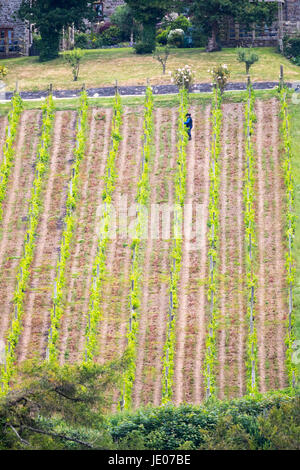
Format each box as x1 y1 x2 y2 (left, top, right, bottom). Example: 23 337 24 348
203 86 222 400
0 94 55 395
0 92 23 222
161 87 188 404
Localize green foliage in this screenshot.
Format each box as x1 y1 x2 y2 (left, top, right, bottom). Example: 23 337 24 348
0 358 126 449
84 93 123 362
188 0 277 50
279 88 297 391
203 86 222 399
244 84 258 395
100 25 123 46
63 49 85 81
172 65 195 90
156 28 169 46
169 14 191 33
125 0 176 54
237 48 259 75
0 93 23 223
283 35 300 61
109 393 299 450
161 88 188 404
208 64 230 94
18 0 96 61
167 29 184 48
110 5 136 42
0 65 8 79
0 94 54 395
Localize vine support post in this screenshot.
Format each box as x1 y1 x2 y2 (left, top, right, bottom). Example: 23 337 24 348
280 65 284 90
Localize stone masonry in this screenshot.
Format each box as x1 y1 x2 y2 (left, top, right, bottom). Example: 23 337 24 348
0 0 29 55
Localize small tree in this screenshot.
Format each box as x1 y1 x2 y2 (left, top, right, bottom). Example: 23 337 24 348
208 64 230 94
237 48 259 75
153 46 171 75
63 49 85 82
0 65 8 80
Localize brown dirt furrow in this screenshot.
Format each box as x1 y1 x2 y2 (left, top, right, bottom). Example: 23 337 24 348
174 105 202 405
270 98 287 389
260 100 286 391
152 108 177 407
97 108 130 366
0 116 9 165
17 111 77 362
132 108 162 409
75 108 114 362
0 111 41 341
194 105 211 404
256 100 267 393
223 103 246 399
58 108 107 364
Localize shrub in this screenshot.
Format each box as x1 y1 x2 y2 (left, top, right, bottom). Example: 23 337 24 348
134 41 154 54
171 65 195 90
169 15 191 33
283 35 300 60
168 29 184 48
156 28 170 45
0 65 8 80
100 25 123 46
208 64 231 94
74 32 90 49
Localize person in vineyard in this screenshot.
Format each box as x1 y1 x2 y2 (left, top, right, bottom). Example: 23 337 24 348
184 113 193 141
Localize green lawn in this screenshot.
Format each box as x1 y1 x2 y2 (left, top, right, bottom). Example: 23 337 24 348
1 46 299 92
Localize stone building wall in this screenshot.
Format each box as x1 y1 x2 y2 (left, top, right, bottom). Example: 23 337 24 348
0 0 29 55
103 0 125 19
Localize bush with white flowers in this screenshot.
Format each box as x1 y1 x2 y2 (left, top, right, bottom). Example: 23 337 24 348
168 28 184 47
208 64 231 94
171 65 195 90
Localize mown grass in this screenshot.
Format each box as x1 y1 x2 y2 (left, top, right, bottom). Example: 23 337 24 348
1 46 299 92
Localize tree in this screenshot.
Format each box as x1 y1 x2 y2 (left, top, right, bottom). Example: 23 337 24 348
237 48 259 75
18 1 96 62
63 49 85 81
0 356 127 450
124 0 176 53
153 46 171 75
185 0 277 52
110 5 137 44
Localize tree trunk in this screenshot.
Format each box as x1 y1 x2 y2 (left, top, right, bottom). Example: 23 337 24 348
206 22 221 52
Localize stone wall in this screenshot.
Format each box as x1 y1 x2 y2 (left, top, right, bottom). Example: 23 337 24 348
103 0 125 19
0 0 29 55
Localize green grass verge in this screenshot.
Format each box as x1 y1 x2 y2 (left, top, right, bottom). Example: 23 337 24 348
0 88 281 114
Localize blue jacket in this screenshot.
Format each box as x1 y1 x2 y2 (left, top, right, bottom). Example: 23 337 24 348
184 117 193 129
